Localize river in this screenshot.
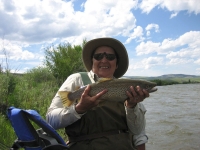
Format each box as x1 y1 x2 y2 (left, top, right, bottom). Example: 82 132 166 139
143 83 200 150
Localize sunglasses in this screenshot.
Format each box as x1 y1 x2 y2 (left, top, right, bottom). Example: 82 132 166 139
93 52 116 61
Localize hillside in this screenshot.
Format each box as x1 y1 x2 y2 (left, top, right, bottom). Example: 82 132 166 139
154 74 199 79
123 74 200 83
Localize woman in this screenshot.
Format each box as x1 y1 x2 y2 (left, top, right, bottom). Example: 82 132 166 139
46 37 149 150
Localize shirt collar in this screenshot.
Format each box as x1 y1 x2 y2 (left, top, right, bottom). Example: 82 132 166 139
89 70 98 82
89 70 115 81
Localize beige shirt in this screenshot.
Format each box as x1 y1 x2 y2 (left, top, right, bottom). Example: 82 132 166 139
46 71 148 146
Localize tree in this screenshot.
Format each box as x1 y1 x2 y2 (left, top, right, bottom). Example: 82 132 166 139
44 40 86 85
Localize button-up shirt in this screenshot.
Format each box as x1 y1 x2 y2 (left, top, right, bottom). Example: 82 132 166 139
46 71 148 146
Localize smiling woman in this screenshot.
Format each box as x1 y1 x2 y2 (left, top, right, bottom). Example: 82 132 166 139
91 46 118 78
82 38 129 78
46 37 150 150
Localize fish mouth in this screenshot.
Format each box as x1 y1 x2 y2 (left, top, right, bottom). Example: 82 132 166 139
147 87 157 93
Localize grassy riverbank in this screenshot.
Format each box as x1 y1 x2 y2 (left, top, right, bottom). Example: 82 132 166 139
0 68 68 148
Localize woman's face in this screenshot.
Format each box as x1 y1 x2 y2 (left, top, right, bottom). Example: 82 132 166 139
92 46 118 78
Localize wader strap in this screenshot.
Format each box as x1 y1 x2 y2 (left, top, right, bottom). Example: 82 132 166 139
68 130 128 143
79 72 92 85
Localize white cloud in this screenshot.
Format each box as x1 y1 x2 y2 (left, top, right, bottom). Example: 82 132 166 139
136 31 200 56
124 26 144 44
166 48 200 59
0 0 199 76
146 31 150 37
139 0 161 14
0 39 41 60
161 0 200 14
170 12 178 18
0 0 77 43
0 0 141 71
166 58 194 65
145 24 159 32
135 31 200 68
145 24 159 36
1 0 199 47
194 59 200 65
196 68 200 74
139 0 200 16
77 0 138 40
165 31 200 61
141 57 164 69
129 57 163 70
136 41 160 55
0 0 139 45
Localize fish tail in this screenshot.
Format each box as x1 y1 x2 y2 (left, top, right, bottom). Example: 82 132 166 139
58 91 73 107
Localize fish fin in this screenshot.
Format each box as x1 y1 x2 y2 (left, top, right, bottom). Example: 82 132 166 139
75 86 80 90
58 91 73 107
97 78 113 83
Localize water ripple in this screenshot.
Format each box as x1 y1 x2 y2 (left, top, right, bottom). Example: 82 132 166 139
143 84 200 150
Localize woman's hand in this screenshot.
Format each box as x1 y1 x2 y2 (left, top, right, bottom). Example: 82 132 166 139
125 86 149 108
75 85 107 114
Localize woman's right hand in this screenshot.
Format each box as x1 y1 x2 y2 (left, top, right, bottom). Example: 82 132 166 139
75 85 107 114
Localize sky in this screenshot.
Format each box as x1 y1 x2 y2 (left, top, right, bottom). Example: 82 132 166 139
0 0 200 77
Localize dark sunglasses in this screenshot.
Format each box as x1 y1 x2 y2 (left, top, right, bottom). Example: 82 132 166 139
93 52 116 61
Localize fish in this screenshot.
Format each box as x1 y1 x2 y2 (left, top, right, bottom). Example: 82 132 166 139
58 78 157 107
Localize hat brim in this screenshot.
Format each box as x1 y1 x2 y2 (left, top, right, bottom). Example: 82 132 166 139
82 37 129 78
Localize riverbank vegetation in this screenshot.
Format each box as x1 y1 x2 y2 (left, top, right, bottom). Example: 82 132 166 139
0 42 86 148
151 78 200 86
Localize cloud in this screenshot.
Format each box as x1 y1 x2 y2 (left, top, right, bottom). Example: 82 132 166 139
136 31 200 56
0 0 138 45
0 39 42 60
0 0 80 43
124 26 144 44
139 0 161 14
0 0 199 76
136 41 160 55
145 23 159 36
139 0 200 16
166 58 194 65
1 0 198 47
170 12 178 18
141 57 164 69
135 31 200 67
194 59 200 65
129 57 164 70
0 0 141 72
196 68 200 74
166 48 200 59
165 31 200 64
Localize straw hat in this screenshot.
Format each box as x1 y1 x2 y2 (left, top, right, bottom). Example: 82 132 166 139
82 37 129 78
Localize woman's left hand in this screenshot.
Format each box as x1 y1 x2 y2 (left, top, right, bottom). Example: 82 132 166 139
125 86 149 108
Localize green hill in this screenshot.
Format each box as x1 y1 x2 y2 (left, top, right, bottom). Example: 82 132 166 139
123 74 200 85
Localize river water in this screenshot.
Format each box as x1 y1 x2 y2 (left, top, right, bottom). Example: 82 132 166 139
143 83 200 150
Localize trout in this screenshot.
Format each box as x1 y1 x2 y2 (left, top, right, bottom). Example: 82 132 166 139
58 78 157 107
